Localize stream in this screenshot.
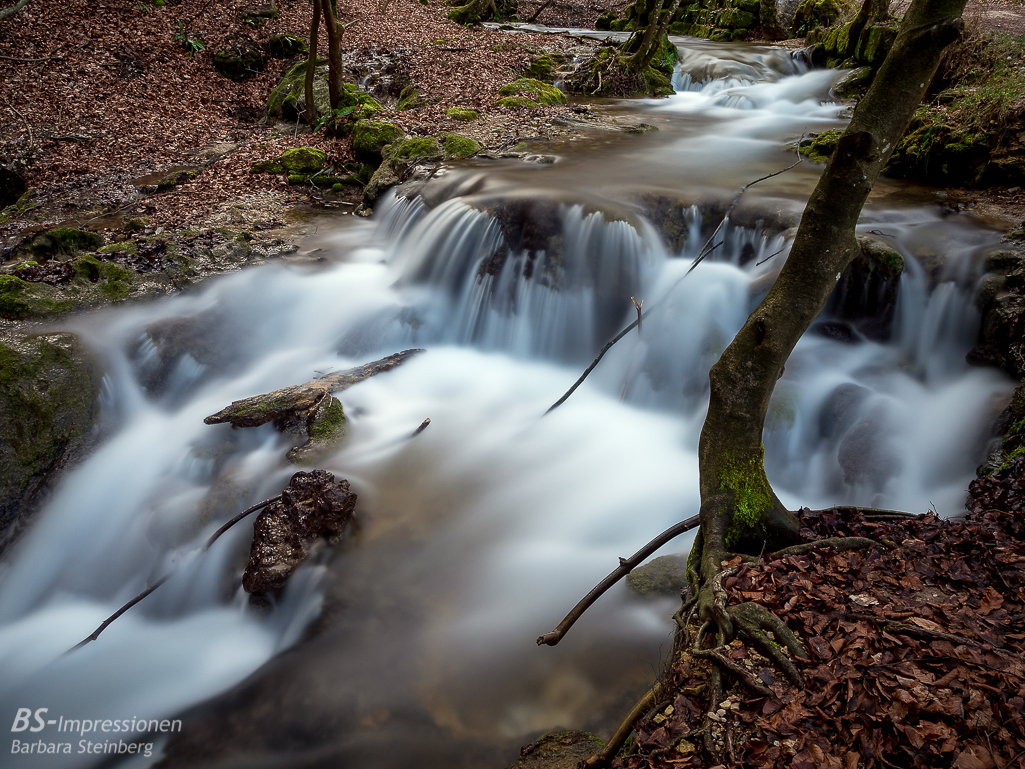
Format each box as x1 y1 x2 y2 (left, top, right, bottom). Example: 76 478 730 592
0 35 1015 769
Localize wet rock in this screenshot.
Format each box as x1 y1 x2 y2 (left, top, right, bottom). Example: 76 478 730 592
213 33 266 82
818 382 869 440
625 554 689 596
833 66 872 100
506 730 604 769
363 136 444 205
351 120 405 164
826 235 903 341
837 420 898 490
813 320 858 344
971 247 1025 378
0 331 100 553
243 470 357 593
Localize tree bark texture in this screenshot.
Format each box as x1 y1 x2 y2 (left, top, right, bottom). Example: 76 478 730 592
696 0 968 575
320 0 344 110
304 0 321 124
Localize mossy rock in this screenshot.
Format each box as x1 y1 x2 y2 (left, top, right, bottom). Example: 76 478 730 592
595 10 617 29
27 227 103 261
351 120 406 163
792 0 848 37
397 85 425 111
250 159 285 174
98 241 138 255
0 257 145 320
0 276 75 319
364 136 446 205
833 66 872 99
523 55 555 82
0 331 100 551
156 168 201 190
280 147 327 173
448 0 517 25
266 34 309 58
212 32 266 82
438 132 482 159
268 60 329 119
496 95 539 108
497 77 566 106
445 107 479 120
794 128 842 163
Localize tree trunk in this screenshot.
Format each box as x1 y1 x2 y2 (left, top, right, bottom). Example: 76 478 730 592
627 0 681 71
304 0 321 125
691 0 967 648
320 0 344 110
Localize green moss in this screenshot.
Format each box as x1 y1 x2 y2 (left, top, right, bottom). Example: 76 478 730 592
445 107 479 120
73 255 102 282
250 159 285 174
496 95 539 108
351 120 406 162
280 147 327 174
99 264 133 301
332 183 344 191
717 446 773 549
388 136 444 162
497 77 566 106
308 397 346 441
439 132 482 159
123 217 149 233
0 276 75 319
524 55 554 82
98 241 138 255
266 34 309 58
397 85 425 111
30 228 103 259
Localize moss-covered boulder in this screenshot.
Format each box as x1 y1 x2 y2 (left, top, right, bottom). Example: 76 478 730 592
280 147 327 174
439 132 482 159
363 136 445 205
250 159 285 174
794 128 842 163
397 85 426 111
213 32 266 82
524 55 555 82
351 120 406 163
26 227 103 261
497 77 567 107
447 0 516 25
0 331 100 551
0 256 146 320
265 34 308 58
445 107 479 121
565 46 674 99
826 235 904 340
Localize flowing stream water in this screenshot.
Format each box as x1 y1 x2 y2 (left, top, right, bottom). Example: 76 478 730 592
0 36 1015 769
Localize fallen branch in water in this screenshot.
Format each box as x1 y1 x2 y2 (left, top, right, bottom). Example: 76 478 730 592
205 349 424 463
537 514 699 647
67 495 281 653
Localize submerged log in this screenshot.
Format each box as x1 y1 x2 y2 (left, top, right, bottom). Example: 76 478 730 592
243 469 357 593
204 348 423 463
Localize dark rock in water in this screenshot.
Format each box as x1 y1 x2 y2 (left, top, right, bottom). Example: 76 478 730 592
243 470 357 593
0 331 101 553
813 321 858 344
837 420 899 490
827 234 903 341
625 554 689 596
506 730 604 769
971 248 1025 379
818 382 869 440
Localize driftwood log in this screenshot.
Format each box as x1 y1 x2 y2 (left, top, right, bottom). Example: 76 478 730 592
204 349 424 463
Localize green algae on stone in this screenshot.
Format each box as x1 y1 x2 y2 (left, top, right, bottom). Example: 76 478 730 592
445 107 479 121
351 120 406 163
439 132 482 159
498 77 566 106
280 147 328 174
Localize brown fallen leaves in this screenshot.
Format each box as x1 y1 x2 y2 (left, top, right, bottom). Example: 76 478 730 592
616 506 1025 769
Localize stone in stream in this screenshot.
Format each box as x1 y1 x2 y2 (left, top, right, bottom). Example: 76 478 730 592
506 730 605 769
243 470 357 593
625 554 689 596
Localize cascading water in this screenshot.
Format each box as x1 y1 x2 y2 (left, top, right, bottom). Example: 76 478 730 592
0 38 1014 769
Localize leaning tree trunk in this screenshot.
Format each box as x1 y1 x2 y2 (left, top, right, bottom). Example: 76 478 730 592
304 0 321 124
691 0 968 664
626 0 681 71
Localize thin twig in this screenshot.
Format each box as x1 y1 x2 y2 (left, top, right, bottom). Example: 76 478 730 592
1 95 33 148
67 496 280 653
410 418 431 438
581 683 662 769
537 515 699 646
542 151 803 416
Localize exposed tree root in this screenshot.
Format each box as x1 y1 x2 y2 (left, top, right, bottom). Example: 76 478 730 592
770 535 883 557
537 515 698 646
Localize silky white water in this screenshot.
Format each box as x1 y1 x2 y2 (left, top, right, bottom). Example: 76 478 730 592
0 40 1014 768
